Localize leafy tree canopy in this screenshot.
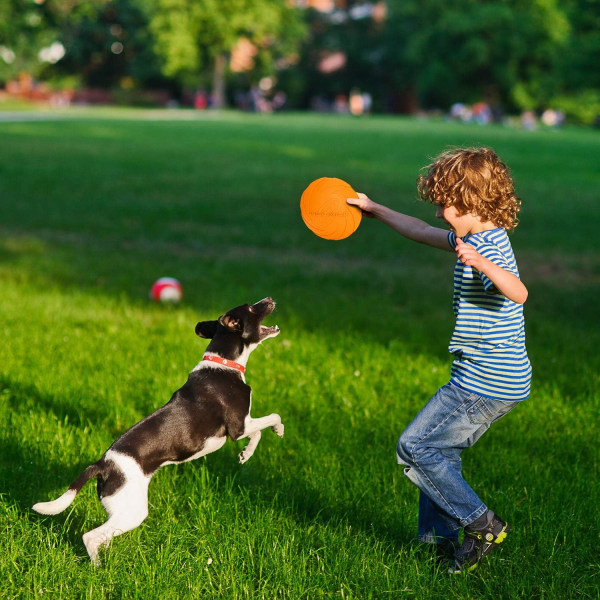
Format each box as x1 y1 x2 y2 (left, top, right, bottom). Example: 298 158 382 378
150 0 305 104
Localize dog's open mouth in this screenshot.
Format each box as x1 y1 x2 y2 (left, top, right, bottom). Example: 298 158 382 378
261 324 280 337
252 298 279 339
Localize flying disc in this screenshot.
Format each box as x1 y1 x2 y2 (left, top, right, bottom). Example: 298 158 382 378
300 177 362 240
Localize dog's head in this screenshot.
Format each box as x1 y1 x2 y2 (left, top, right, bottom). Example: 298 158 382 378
195 298 280 357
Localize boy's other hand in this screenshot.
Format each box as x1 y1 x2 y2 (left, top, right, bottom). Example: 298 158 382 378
347 192 376 218
455 238 484 270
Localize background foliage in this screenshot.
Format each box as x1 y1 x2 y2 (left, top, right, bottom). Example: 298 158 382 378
1 0 599 121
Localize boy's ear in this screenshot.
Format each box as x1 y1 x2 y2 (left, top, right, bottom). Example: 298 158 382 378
219 314 242 333
195 320 218 339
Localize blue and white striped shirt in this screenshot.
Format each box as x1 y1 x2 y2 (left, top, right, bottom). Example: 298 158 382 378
447 229 531 401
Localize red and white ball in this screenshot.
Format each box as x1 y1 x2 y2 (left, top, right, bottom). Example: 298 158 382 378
150 277 183 303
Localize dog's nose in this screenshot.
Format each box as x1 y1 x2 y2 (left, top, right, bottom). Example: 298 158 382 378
251 297 275 314
253 297 273 306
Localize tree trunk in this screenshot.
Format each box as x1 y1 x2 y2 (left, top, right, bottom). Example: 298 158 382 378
392 87 419 114
211 52 227 108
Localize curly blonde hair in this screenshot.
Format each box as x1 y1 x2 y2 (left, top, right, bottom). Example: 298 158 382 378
417 147 521 231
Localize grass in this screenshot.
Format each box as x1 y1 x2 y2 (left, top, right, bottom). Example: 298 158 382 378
0 108 598 599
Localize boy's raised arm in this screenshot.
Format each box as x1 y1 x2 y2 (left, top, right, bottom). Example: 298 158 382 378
348 194 452 251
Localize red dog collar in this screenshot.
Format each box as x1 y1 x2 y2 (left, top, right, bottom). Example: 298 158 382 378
202 353 246 374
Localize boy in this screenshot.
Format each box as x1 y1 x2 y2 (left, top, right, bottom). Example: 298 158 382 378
347 147 531 573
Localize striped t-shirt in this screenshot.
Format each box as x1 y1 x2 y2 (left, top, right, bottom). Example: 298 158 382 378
447 229 531 401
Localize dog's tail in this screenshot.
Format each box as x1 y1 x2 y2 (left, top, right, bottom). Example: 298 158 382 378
32 462 103 515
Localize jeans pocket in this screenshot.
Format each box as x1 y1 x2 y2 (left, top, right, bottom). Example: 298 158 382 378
467 396 515 425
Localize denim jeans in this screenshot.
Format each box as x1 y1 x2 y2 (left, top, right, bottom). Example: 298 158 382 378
396 382 519 544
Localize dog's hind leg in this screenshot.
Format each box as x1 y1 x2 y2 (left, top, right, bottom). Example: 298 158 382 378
83 486 150 566
83 451 151 566
82 496 149 566
83 516 134 566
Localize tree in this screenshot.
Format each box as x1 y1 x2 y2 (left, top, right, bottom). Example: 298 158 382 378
149 0 305 107
1 0 176 100
559 0 600 91
381 0 570 113
55 0 167 91
0 0 62 82
550 0 600 124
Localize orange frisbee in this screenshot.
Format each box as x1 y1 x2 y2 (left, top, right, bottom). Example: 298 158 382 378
300 177 362 240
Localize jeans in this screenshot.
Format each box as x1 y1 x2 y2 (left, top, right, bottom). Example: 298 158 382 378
396 382 519 544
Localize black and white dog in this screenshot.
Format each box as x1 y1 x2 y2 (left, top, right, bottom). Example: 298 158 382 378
33 297 283 565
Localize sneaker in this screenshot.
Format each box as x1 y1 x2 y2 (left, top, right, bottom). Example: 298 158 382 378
436 538 460 562
449 512 510 574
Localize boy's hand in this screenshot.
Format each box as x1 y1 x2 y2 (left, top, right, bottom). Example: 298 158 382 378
455 238 485 270
455 237 528 304
347 192 377 218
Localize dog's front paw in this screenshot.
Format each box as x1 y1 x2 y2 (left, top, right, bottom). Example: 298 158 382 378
238 449 252 464
272 423 284 438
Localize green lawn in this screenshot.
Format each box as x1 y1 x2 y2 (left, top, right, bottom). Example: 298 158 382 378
1 108 598 599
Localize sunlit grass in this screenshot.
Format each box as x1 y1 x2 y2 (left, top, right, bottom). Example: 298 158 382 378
0 109 598 598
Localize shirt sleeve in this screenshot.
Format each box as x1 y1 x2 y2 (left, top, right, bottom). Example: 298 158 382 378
473 241 510 293
448 231 457 250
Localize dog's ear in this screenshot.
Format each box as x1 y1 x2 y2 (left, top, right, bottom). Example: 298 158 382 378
195 320 218 339
219 314 242 333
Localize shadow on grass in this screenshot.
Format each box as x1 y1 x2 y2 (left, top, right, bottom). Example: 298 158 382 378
0 432 100 562
1 374 111 428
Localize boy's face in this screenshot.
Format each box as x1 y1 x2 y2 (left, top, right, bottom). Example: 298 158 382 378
436 205 483 238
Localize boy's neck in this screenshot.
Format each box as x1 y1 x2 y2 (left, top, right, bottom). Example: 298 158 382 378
467 214 499 235
470 222 498 234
